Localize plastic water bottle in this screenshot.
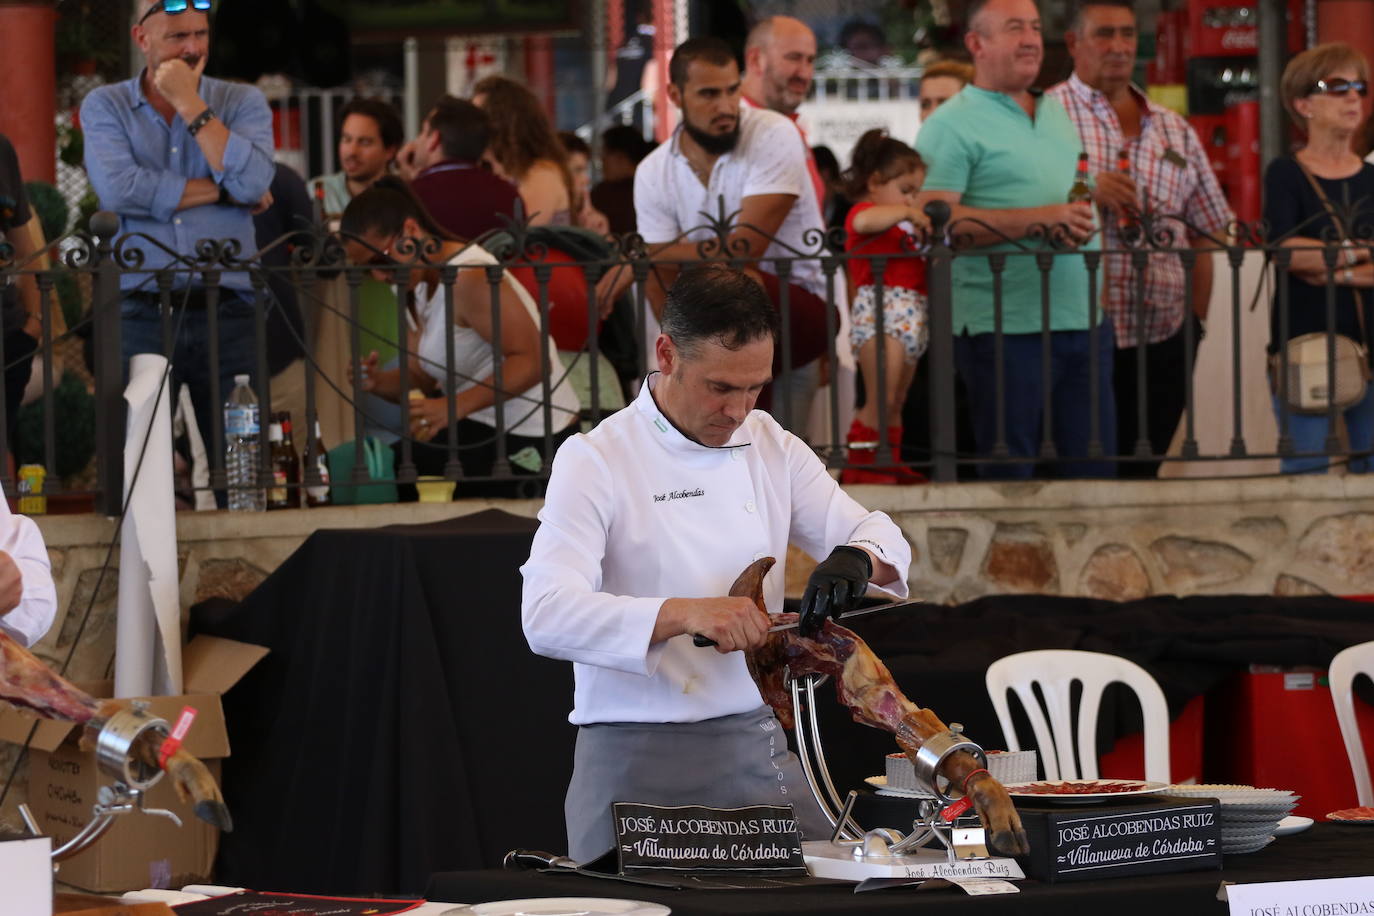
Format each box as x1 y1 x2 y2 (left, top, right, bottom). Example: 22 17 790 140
224 374 265 511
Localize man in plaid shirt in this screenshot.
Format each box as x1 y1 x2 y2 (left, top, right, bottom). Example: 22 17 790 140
1048 0 1232 478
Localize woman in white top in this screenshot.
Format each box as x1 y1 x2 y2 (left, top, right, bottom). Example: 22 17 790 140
342 178 580 498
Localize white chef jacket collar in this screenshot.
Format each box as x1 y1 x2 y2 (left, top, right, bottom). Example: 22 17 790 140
635 372 753 453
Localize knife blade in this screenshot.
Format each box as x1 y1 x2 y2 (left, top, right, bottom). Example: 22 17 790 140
692 597 924 647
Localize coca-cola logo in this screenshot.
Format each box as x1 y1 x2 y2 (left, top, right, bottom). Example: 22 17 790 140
1220 29 1257 50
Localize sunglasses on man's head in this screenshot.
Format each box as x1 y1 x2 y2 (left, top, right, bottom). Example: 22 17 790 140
1310 78 1369 98
138 0 212 26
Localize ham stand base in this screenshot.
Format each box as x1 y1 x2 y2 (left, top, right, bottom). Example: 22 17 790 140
15 705 184 865
787 673 1024 882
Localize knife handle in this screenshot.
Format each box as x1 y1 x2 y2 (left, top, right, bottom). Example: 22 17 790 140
692 634 717 647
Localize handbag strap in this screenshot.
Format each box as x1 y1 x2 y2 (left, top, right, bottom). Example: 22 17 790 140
1295 158 1368 348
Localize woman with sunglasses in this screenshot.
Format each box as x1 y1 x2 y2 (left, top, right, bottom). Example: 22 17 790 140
340 177 580 498
1265 42 1374 474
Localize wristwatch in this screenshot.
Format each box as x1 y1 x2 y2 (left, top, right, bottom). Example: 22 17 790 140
217 184 232 207
186 107 216 137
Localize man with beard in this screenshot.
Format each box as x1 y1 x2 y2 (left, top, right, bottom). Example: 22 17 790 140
1047 0 1229 478
601 37 834 434
741 16 825 209
311 98 403 228
915 0 1113 479
82 0 275 478
396 95 520 241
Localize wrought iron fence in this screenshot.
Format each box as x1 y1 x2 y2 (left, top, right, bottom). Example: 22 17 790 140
0 198 1369 515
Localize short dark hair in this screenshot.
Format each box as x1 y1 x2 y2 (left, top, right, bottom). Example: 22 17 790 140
661 265 778 358
1067 0 1136 33
339 97 404 152
340 175 455 242
811 144 839 181
669 37 738 88
427 95 490 163
601 125 655 164
558 131 591 158
838 19 885 50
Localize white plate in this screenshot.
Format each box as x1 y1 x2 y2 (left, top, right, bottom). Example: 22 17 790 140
1225 807 1297 823
1274 815 1315 837
466 898 671 916
1223 836 1277 855
1004 779 1169 804
865 775 934 798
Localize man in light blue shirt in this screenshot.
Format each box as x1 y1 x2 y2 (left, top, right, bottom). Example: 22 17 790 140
82 0 275 468
916 0 1114 479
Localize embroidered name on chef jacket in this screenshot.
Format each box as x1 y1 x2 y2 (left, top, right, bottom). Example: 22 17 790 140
653 488 705 503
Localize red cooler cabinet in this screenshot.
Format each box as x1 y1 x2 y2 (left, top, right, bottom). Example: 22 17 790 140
1184 0 1305 59
1207 668 1374 819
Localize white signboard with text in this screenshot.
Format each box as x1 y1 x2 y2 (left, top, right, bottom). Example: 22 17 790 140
1227 875 1374 916
797 100 923 170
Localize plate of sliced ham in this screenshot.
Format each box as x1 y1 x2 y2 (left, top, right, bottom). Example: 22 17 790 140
1326 807 1374 823
1004 779 1170 804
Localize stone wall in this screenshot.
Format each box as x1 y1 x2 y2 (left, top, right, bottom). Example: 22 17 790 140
5 473 1374 834
866 475 1374 604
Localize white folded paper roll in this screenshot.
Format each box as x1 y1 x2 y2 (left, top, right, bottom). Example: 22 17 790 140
115 353 182 697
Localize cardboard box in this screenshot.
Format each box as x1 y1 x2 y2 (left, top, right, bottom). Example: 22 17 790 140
0 636 267 894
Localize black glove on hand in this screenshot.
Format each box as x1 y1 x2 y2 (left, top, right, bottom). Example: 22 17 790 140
798 545 872 638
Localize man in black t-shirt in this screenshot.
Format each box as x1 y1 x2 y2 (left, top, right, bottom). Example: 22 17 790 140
0 134 42 453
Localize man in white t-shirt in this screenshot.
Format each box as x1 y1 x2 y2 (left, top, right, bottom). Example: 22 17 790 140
598 37 836 434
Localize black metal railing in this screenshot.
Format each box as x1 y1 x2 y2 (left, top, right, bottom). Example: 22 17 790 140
0 197 1369 514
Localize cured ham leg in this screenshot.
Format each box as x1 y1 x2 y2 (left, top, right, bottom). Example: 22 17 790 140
1 631 233 831
736 558 1028 856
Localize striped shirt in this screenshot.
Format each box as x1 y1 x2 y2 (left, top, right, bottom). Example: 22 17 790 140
1047 74 1232 346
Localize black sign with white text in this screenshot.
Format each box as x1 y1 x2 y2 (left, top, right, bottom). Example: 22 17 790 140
612 802 808 876
1017 796 1223 883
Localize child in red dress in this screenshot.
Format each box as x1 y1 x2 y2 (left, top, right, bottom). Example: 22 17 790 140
841 129 931 484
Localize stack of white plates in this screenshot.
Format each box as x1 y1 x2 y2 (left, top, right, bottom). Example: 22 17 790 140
1168 784 1300 854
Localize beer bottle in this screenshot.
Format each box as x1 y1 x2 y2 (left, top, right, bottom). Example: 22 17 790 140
1067 152 1093 204
305 420 333 507
267 412 301 510
280 412 302 509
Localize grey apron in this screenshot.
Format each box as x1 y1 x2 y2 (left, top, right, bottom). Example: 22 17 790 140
564 705 831 863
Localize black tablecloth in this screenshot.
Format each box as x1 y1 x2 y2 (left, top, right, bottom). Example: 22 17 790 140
427 823 1374 916
198 510 574 897
196 512 1374 897
819 593 1374 795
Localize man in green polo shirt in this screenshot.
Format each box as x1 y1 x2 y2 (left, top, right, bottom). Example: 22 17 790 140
916 0 1115 479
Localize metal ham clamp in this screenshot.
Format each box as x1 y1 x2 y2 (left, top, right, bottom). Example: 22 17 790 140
18 702 190 862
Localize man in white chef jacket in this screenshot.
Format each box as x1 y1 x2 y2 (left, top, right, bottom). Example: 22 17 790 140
522 264 912 863
0 486 58 647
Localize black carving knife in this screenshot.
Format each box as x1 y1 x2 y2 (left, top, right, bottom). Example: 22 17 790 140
692 597 924 647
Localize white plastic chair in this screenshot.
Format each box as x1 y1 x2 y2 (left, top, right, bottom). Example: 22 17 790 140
1329 641 1374 806
985 649 1171 784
